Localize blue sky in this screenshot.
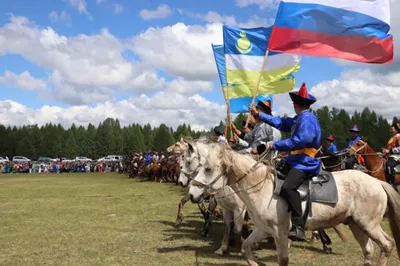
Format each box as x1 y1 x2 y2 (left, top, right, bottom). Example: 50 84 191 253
0 0 398 129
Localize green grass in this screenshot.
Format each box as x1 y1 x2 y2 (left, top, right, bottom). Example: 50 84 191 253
0 173 399 266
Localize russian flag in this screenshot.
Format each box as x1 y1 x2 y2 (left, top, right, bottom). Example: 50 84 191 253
269 0 394 64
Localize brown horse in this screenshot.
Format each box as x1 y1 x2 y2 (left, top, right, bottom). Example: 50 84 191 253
316 147 347 172
349 137 400 186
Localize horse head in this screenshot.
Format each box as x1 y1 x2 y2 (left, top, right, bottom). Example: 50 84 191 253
178 141 207 188
167 137 192 155
188 143 226 203
349 136 370 156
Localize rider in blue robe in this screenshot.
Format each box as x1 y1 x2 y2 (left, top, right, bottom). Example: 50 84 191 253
250 82 321 241
344 125 361 169
144 152 152 166
326 135 337 155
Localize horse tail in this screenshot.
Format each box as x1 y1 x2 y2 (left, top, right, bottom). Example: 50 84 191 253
333 224 349 243
381 181 400 258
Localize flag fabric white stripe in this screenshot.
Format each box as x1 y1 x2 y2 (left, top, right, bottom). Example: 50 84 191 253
284 0 390 24
225 54 301 71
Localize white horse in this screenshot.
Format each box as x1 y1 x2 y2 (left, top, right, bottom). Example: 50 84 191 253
179 140 247 255
188 142 400 266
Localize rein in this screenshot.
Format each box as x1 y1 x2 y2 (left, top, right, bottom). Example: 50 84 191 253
190 147 272 197
350 140 385 175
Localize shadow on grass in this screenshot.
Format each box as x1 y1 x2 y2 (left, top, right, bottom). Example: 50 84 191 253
154 218 281 265
290 242 343 255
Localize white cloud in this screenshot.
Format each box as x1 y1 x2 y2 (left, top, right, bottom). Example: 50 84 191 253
131 22 223 81
140 4 172 20
203 11 237 25
235 0 280 9
113 4 124 14
48 11 72 26
68 0 92 20
0 71 47 92
310 69 400 120
0 92 226 130
238 15 274 28
0 15 156 104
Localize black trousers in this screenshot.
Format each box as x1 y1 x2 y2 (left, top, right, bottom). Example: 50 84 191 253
345 156 358 169
386 158 398 185
280 168 310 227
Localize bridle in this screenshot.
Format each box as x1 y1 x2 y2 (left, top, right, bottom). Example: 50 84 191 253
190 147 273 197
350 139 385 175
180 148 203 183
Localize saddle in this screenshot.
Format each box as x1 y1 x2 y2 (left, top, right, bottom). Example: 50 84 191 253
274 169 338 220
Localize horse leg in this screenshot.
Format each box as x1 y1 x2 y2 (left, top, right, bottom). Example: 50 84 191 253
201 197 217 238
242 227 269 266
356 221 394 266
197 202 207 221
274 229 290 266
318 229 333 254
348 222 375 266
215 209 232 256
310 230 320 243
233 208 247 247
175 193 190 226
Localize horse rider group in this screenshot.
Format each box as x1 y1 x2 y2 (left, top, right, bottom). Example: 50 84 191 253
212 82 400 242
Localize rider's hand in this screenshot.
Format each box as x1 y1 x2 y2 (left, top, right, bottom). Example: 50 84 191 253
382 148 390 154
266 141 274 150
242 127 251 134
248 104 259 117
233 134 239 143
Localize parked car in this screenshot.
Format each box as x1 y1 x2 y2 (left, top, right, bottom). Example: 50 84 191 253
75 156 92 162
60 157 75 163
0 156 10 163
12 156 31 163
38 157 57 163
97 155 122 163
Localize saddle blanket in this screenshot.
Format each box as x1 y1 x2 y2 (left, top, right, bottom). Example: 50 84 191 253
274 170 338 204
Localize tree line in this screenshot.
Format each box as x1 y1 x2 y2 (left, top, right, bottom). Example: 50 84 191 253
0 106 397 160
0 118 206 160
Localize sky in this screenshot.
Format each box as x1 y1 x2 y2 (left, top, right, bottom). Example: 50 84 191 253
0 0 399 130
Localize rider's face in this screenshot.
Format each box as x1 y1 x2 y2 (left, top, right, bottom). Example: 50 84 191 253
390 127 398 137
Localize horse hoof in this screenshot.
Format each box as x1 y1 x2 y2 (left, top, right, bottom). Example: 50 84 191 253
200 232 208 238
214 249 226 256
323 247 333 254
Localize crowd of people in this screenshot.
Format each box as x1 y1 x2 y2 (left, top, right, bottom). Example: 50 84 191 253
0 161 122 174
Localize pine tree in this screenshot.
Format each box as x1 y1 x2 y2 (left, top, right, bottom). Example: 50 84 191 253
153 124 174 152
62 130 78 158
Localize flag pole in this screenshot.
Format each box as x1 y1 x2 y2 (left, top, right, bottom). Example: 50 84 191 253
245 49 270 128
225 85 233 141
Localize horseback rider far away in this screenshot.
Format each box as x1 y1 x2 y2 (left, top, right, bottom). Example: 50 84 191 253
382 123 400 191
326 135 338 155
344 125 361 169
144 152 152 167
214 121 227 144
249 82 321 242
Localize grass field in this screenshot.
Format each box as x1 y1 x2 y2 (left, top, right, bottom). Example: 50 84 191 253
0 173 399 266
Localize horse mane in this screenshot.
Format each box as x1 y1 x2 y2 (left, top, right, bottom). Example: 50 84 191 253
215 144 274 187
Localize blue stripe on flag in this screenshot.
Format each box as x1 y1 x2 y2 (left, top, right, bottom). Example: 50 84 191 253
223 26 280 56
229 94 273 113
211 44 227 87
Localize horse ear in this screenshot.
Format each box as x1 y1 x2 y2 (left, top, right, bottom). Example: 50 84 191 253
362 136 368 142
188 142 194 152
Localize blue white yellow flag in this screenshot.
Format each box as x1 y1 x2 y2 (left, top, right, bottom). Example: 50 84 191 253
223 25 300 95
212 43 274 113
